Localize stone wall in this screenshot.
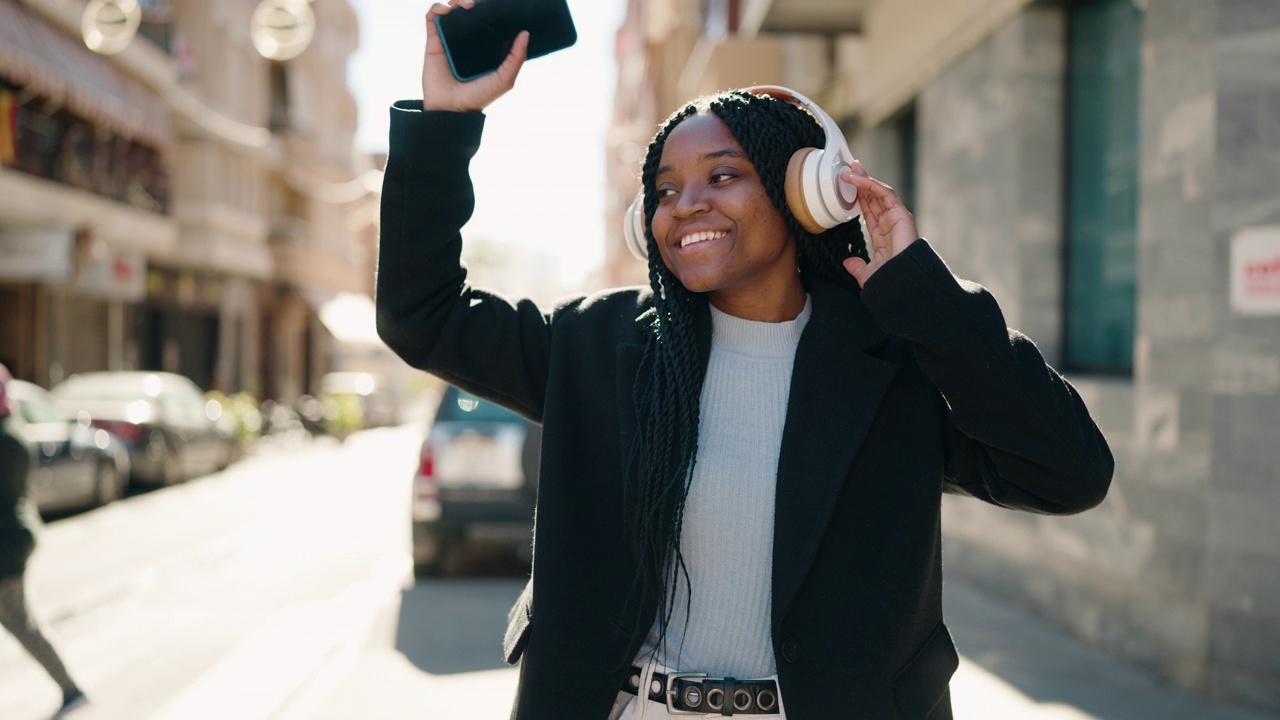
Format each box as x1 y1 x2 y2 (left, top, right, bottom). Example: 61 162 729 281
859 0 1280 712
1206 0 1280 708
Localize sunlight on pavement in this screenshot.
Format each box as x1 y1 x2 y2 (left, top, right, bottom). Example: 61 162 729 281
951 657 1097 720
299 652 518 720
145 555 411 720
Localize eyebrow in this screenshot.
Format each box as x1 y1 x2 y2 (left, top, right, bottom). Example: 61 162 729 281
655 149 747 178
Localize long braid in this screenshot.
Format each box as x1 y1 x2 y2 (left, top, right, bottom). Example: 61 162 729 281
627 90 866 661
628 103 703 659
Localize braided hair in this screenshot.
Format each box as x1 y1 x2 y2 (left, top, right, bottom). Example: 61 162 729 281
628 89 867 657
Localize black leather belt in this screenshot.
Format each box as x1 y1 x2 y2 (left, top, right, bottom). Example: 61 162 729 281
621 665 781 715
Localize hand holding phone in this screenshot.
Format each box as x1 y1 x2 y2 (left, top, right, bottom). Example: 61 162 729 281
422 1 528 113
435 0 577 82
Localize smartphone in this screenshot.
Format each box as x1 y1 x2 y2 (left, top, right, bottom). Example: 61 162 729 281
435 0 578 82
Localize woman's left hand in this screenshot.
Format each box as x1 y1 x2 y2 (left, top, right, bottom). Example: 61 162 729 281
840 161 919 288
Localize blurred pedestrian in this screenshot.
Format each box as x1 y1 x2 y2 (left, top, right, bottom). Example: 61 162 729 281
376 2 1114 718
0 364 90 717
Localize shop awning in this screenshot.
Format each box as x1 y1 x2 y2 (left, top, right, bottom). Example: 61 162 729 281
0 0 172 148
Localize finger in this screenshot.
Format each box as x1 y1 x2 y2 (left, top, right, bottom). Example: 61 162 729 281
849 180 886 222
848 175 902 213
839 166 869 214
425 3 449 52
845 173 894 198
493 30 529 88
846 176 901 225
843 256 873 288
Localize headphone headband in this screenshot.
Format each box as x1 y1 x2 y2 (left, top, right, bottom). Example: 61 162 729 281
739 86 852 167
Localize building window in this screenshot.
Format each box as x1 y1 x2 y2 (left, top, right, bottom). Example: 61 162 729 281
702 0 740 39
1064 0 1142 374
269 62 290 131
137 0 174 52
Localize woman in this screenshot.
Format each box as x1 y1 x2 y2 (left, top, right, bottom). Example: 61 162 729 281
377 3 1113 718
0 364 90 718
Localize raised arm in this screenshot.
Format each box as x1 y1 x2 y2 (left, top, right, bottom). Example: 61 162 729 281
376 2 552 419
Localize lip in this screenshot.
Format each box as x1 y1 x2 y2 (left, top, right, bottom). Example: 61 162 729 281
672 227 731 254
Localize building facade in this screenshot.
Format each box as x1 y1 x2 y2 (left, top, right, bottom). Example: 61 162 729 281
0 0 375 403
607 0 1280 711
0 0 173 386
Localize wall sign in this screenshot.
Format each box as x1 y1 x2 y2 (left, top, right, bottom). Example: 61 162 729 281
0 228 72 281
1231 225 1280 316
74 247 145 301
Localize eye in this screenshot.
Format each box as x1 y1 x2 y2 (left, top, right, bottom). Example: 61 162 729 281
657 186 678 199
710 171 737 184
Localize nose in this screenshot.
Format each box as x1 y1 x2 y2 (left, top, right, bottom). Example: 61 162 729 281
671 185 711 221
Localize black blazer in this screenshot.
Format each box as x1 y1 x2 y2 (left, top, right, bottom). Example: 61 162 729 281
376 102 1113 720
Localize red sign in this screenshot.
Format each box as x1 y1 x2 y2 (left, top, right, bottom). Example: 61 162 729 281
1231 227 1280 315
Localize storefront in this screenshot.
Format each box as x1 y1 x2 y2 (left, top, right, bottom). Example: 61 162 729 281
0 225 145 385
0 0 174 388
137 267 223 392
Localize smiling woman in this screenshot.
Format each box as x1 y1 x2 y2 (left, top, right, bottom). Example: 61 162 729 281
649 113 802 315
375 3 1114 718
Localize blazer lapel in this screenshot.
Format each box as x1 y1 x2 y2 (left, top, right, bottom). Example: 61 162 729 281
771 280 898 631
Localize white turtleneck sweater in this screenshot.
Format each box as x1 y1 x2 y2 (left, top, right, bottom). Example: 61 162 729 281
638 295 812 679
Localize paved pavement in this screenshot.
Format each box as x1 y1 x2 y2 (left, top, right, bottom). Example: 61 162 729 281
943 582 1276 720
288 576 1279 720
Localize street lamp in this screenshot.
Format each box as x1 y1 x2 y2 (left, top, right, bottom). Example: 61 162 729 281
250 0 316 61
79 0 316 61
81 0 142 55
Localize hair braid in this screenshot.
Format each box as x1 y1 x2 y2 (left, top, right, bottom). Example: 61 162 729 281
627 90 866 661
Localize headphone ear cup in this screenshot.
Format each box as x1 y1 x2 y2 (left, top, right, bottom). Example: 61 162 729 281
785 147 826 235
623 193 648 260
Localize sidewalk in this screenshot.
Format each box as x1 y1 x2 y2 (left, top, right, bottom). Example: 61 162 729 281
943 582 1276 720
289 578 1278 720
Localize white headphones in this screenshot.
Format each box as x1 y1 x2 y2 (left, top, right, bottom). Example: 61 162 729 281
623 85 861 261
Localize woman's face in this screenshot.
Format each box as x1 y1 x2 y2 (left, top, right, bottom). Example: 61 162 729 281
649 112 797 297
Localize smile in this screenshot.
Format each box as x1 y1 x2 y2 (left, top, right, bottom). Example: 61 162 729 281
678 230 727 248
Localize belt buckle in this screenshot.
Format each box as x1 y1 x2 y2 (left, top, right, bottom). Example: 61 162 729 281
664 672 707 715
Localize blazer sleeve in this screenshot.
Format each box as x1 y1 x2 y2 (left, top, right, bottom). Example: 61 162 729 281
859 239 1114 515
375 101 556 422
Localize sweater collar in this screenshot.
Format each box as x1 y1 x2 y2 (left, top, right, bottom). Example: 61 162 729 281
708 296 812 358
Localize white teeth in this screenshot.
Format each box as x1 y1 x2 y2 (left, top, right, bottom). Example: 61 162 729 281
679 231 725 248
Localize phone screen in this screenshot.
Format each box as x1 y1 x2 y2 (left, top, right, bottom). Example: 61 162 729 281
435 0 577 82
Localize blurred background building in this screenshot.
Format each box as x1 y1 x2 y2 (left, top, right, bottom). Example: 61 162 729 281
607 0 1280 713
0 0 385 406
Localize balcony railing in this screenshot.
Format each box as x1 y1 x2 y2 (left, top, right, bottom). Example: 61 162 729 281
3 86 170 214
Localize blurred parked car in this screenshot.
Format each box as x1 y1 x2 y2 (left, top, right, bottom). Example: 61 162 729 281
412 385 541 576
320 372 399 429
7 380 130 513
52 372 235 487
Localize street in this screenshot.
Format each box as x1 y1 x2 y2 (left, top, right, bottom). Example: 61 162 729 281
0 427 424 720
2 425 1275 720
